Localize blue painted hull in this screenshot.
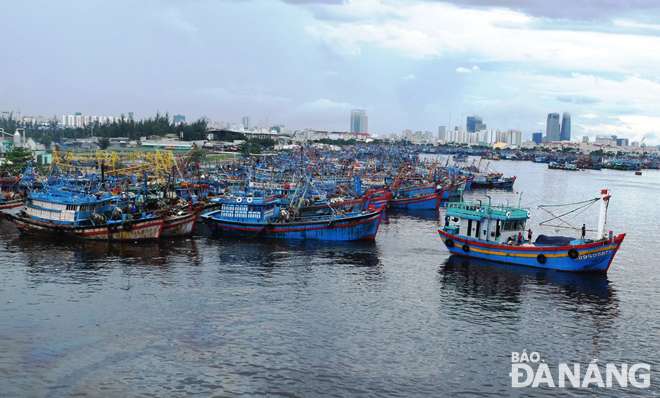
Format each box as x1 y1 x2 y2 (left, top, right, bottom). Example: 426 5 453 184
389 192 442 210
203 210 383 241
438 229 625 273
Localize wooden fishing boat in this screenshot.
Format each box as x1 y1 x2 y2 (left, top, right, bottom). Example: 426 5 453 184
201 196 383 241
437 189 625 272
161 208 200 237
6 186 165 241
0 193 24 214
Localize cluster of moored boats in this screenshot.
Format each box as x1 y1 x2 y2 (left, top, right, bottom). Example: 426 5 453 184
0 147 625 273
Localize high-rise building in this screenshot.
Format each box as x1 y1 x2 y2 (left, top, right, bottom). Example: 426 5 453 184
350 109 368 133
437 126 446 141
560 112 571 141
546 113 560 141
242 116 251 130
532 132 543 144
466 115 483 133
173 114 186 125
128 112 134 121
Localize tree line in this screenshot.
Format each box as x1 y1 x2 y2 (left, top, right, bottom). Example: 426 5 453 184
0 112 209 147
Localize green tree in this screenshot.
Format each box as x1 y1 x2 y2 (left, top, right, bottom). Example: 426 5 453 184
99 137 111 150
2 147 33 174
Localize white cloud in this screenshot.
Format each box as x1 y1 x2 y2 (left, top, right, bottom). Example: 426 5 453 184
404 74 417 81
456 67 472 73
299 98 350 111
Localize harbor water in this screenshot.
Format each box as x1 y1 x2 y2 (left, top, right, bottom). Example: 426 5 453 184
1 160 659 396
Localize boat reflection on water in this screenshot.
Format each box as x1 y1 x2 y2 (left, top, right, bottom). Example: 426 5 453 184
10 232 201 278
438 255 617 304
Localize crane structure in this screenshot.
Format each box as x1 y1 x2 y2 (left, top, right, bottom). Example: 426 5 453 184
51 147 190 179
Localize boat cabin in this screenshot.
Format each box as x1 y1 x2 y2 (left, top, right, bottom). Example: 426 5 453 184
443 200 530 244
26 189 119 226
208 196 281 223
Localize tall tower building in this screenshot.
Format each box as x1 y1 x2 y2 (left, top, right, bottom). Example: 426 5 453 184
242 116 251 130
560 112 571 141
437 126 446 141
466 115 483 133
350 109 368 133
546 113 560 141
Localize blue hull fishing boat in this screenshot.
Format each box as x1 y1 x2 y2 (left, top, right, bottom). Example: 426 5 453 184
202 196 383 241
437 190 625 272
389 192 442 210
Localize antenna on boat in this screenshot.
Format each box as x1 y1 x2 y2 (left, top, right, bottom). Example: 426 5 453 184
518 191 523 209
597 189 611 240
486 195 491 208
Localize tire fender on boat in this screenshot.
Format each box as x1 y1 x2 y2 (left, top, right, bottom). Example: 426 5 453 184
123 223 133 232
568 248 579 259
462 244 470 252
5 213 12 221
537 254 547 264
445 238 454 248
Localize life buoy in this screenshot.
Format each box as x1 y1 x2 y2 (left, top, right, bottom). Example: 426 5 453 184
526 210 531 218
236 197 242 203
568 249 579 259
462 244 470 252
537 254 547 264
445 238 454 248
247 197 253 203
506 211 511 218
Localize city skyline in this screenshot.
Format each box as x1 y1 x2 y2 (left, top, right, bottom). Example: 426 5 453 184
2 1 660 145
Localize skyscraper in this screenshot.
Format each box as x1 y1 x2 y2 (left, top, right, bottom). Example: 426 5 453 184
532 132 543 144
437 126 446 141
466 115 483 133
560 112 571 141
546 113 560 141
350 109 368 133
242 116 251 130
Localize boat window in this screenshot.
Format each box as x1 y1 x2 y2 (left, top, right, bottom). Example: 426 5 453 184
467 219 472 237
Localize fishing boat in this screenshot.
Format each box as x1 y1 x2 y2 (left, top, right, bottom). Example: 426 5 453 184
0 191 23 214
389 191 443 210
6 186 166 241
437 190 625 272
548 162 578 171
161 207 200 237
201 196 383 241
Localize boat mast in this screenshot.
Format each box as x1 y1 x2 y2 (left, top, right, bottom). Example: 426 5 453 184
597 189 611 239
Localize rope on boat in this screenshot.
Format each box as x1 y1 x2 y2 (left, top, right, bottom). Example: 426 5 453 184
536 196 600 231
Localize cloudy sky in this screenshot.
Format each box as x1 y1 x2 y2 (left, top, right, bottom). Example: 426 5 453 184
2 0 660 144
